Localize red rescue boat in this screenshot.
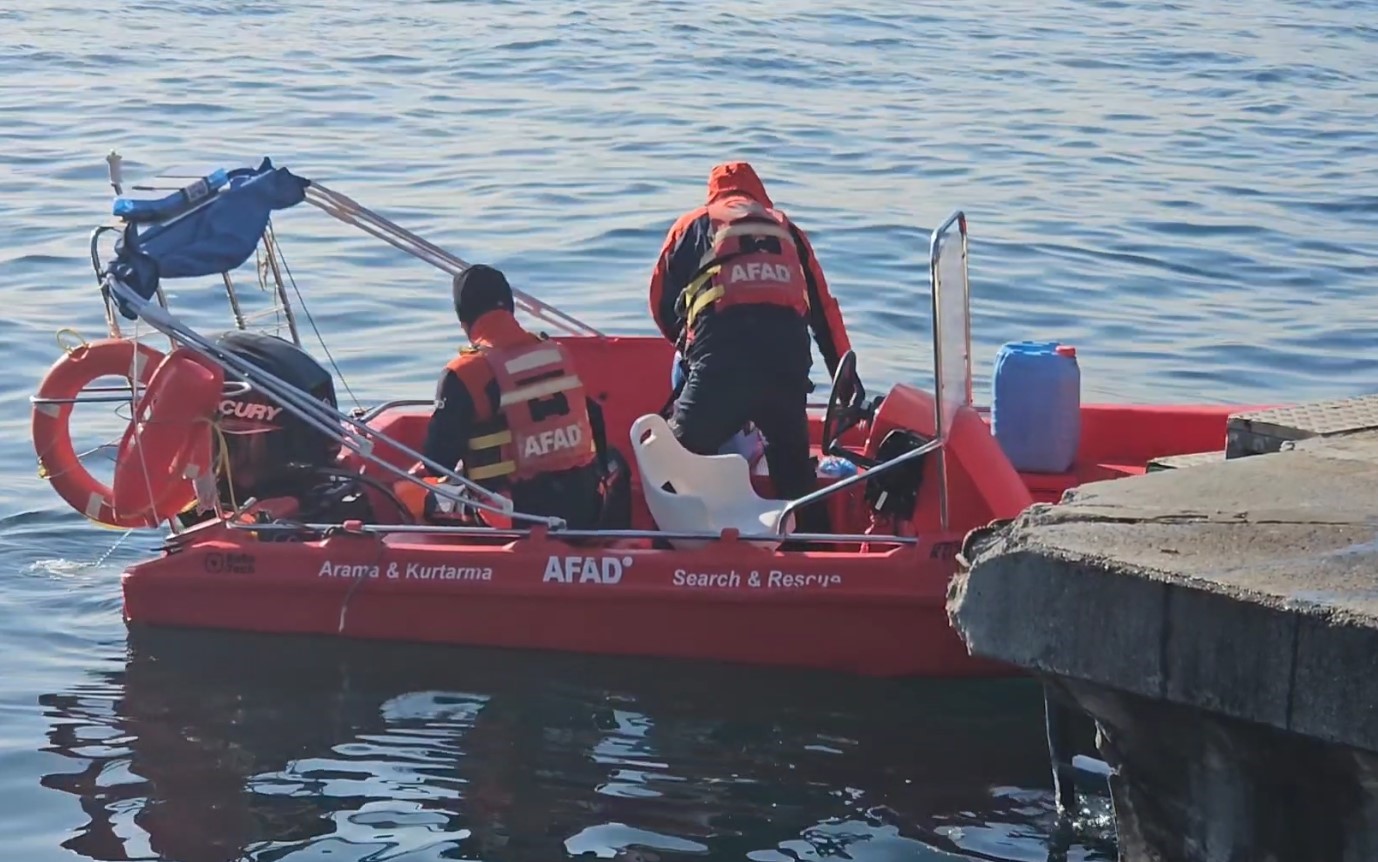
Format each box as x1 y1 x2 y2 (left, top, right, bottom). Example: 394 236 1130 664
32 156 1256 678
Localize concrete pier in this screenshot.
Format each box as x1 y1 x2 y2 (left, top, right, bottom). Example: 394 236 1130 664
948 401 1378 862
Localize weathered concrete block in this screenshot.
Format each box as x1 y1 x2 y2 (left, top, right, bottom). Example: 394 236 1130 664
947 540 1167 693
1054 678 1378 862
948 421 1378 861
1161 585 1296 729
1291 615 1378 751
951 431 1378 745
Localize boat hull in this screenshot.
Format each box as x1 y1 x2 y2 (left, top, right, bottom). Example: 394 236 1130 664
121 529 1010 678
119 393 1257 678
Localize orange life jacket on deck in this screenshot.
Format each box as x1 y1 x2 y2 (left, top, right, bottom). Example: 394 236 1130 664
445 311 598 487
677 197 811 331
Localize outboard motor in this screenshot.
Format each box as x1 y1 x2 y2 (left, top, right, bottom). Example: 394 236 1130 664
210 330 341 507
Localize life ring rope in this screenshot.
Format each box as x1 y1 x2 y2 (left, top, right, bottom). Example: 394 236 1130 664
211 421 239 514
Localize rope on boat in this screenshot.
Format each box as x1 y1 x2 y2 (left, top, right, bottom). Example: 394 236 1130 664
90 528 135 567
263 218 362 410
212 422 238 516
335 531 386 636
126 323 170 533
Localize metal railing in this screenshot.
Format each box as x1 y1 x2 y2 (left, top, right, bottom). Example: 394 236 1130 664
303 182 602 339
775 436 943 534
32 379 251 408
223 519 919 546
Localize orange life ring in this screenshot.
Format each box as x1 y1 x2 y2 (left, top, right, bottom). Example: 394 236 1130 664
31 338 172 527
112 348 224 520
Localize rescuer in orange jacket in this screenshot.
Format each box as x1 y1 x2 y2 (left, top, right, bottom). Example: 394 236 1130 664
419 265 607 529
649 162 851 528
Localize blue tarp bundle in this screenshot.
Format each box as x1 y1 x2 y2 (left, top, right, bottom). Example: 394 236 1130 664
109 158 310 319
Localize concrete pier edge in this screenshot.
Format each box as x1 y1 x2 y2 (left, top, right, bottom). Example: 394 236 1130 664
948 426 1378 862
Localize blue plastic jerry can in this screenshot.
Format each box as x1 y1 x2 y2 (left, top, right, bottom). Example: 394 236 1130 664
990 341 1081 473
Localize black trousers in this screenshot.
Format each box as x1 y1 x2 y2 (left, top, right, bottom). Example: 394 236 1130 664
509 464 604 530
669 364 828 533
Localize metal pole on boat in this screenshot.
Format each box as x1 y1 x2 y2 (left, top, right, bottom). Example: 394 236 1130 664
259 222 302 345
106 151 124 195
928 209 970 534
104 276 558 527
99 154 128 339
105 150 176 349
302 184 604 338
930 216 952 533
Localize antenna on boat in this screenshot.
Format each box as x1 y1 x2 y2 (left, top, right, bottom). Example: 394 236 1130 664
106 151 124 196
97 150 180 349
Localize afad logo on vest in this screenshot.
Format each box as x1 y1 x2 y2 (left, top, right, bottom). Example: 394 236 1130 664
727 261 794 283
521 423 585 459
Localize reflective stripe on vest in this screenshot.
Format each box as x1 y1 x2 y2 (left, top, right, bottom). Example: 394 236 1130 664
471 339 597 482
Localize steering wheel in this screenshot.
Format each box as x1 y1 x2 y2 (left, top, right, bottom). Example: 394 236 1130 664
821 351 877 465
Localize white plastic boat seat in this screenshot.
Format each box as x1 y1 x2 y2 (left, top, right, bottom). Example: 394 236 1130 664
628 413 793 551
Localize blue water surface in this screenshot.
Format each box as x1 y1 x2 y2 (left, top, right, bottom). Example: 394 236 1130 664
1 0 1376 859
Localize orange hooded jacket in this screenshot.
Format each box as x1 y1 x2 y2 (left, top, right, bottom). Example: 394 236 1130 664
648 162 851 378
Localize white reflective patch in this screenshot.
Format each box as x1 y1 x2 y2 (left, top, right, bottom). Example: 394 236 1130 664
131 349 148 380
498 375 580 407
503 348 563 374
35 402 60 418
85 492 105 519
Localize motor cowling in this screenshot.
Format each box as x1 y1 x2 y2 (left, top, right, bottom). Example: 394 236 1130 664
210 330 340 505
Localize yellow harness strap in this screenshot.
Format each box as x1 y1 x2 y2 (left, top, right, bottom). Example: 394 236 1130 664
466 429 515 481
468 430 512 450
468 461 516 481
681 265 723 329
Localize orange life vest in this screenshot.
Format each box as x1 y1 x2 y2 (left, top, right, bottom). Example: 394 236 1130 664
446 312 598 486
677 197 810 330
